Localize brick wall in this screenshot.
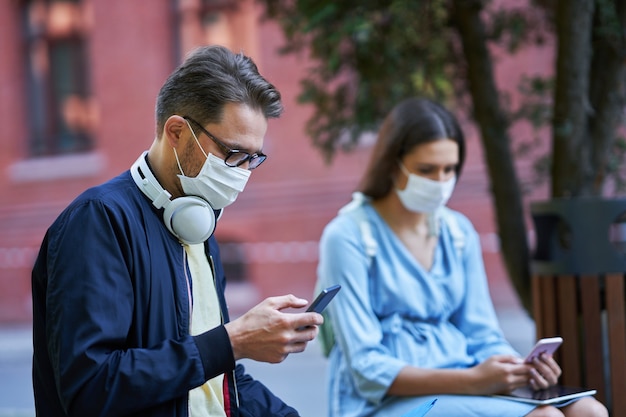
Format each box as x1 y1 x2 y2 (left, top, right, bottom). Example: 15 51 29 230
0 0 548 324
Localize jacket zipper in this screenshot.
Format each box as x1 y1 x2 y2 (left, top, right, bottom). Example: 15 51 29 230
209 254 240 409
183 246 193 330
182 246 193 417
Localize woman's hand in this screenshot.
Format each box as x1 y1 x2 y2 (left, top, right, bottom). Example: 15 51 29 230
528 353 562 390
466 355 531 395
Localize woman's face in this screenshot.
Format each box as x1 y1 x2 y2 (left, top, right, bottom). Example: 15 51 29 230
396 138 459 188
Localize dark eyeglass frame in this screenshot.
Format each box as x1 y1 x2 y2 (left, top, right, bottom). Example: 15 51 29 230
183 116 267 170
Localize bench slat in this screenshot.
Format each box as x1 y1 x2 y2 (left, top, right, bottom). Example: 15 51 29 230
606 273 626 414
558 275 581 386
580 275 605 403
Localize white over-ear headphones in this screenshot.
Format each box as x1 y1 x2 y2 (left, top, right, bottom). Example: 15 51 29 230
130 151 217 244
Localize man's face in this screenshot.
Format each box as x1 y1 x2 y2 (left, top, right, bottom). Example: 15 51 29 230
181 102 268 178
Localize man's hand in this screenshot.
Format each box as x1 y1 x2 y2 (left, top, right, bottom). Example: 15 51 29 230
224 294 323 363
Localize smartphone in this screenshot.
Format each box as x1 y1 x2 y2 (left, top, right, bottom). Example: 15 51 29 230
525 337 563 363
306 284 341 314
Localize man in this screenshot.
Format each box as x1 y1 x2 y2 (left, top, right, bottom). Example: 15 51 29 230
31 45 322 417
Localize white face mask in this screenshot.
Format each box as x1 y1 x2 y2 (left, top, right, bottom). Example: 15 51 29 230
395 162 456 213
175 121 251 210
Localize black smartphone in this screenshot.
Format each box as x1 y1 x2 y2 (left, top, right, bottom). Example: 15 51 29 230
306 284 341 314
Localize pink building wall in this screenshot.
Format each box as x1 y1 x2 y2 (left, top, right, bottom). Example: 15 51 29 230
0 0 550 324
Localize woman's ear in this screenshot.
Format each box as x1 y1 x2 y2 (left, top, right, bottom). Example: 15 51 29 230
163 115 187 148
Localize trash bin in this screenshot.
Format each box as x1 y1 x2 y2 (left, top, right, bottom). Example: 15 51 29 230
530 197 626 415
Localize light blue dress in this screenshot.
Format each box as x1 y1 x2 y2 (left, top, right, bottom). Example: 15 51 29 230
317 202 537 417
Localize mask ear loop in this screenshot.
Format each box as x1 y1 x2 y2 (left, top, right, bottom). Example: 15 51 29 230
174 118 210 176
395 161 412 191
173 148 185 176
398 161 411 177
184 119 208 158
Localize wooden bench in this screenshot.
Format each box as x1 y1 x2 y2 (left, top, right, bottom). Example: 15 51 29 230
532 273 625 414
531 198 626 415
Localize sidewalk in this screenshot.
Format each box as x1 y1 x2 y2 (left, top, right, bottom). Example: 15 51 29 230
0 325 33 417
0 307 534 417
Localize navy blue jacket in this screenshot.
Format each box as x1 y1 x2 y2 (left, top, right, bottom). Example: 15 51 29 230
31 170 300 417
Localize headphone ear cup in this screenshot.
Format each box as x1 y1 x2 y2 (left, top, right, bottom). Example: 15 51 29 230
163 196 216 245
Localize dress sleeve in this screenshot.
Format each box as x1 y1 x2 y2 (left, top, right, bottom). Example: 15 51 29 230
317 214 407 404
43 199 221 416
448 215 520 362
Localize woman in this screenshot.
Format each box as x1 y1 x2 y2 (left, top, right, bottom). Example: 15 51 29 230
316 98 608 417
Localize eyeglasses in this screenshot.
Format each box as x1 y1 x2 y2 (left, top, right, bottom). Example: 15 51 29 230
183 116 267 170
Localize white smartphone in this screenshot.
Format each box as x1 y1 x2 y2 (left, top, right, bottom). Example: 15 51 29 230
525 337 563 363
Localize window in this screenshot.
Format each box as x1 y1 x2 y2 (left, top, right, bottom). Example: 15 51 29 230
199 0 238 49
175 0 258 63
23 0 94 157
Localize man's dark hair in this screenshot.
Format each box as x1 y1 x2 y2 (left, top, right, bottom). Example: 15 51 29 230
359 97 466 199
155 45 283 136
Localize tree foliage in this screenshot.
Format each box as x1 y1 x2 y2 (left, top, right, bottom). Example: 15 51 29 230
263 0 458 161
261 0 626 312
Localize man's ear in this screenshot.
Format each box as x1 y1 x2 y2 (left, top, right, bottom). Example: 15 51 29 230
163 115 187 148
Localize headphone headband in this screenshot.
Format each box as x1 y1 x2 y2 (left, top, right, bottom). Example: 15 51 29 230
130 152 172 209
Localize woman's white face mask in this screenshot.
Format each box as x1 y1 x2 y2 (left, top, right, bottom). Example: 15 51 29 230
174 120 251 210
395 162 456 213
